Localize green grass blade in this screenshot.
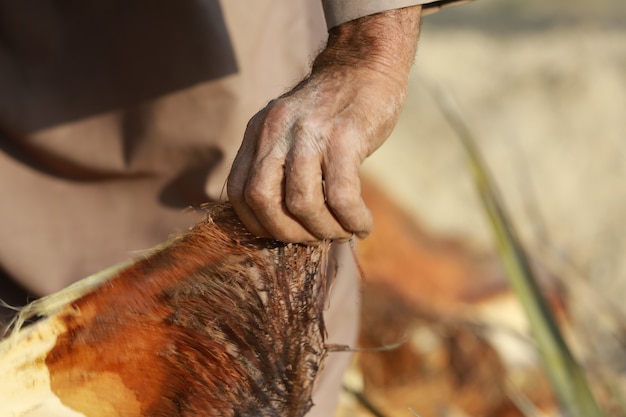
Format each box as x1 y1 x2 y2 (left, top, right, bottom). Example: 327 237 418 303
427 86 605 417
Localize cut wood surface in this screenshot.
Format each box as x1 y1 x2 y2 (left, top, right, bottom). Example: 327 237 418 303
0 204 331 417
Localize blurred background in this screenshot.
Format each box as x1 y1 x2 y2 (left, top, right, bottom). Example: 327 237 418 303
339 0 626 416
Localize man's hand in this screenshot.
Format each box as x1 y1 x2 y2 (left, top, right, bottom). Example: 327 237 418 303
227 6 422 243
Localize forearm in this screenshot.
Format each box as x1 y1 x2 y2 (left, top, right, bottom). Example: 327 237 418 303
313 5 422 88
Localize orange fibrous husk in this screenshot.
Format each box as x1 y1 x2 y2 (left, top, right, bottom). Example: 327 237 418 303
0 203 332 417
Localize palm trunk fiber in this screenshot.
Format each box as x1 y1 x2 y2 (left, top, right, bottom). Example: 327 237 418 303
0 204 332 417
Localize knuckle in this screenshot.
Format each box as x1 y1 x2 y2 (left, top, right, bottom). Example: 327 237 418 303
265 100 293 125
247 101 288 138
294 117 320 135
326 189 358 213
285 194 318 217
244 186 273 210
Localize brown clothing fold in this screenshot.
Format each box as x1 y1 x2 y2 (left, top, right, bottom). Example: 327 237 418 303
0 0 326 296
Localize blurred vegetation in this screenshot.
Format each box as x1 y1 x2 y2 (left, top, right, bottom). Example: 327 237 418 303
425 0 626 32
351 1 626 416
435 85 606 417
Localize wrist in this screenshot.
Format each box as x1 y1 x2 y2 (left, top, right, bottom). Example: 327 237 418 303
312 5 422 85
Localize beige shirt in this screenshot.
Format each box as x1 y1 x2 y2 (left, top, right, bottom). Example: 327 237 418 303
0 0 465 297
322 0 470 27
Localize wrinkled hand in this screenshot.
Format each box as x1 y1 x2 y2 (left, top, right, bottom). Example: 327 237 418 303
227 6 422 243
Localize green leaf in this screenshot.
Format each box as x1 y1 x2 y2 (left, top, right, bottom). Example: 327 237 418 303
427 85 605 417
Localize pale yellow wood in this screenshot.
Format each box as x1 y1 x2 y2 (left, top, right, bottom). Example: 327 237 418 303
0 315 86 417
2 260 132 335
0 260 137 417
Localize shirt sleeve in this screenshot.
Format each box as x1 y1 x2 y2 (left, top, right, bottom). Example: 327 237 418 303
321 0 471 28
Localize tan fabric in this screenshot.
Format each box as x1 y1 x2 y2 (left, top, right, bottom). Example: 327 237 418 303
0 1 357 414
312 243 360 417
321 0 471 28
0 0 326 295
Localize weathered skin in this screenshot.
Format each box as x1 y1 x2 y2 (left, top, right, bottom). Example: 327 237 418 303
228 6 423 244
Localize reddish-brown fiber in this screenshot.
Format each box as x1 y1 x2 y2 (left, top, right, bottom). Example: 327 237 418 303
44 204 331 417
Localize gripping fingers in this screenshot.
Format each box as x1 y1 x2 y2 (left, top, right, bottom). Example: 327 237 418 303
284 151 351 241
243 158 319 243
322 157 373 239
227 119 272 238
